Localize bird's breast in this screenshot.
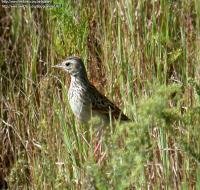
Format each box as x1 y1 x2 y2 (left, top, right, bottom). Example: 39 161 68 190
68 83 91 122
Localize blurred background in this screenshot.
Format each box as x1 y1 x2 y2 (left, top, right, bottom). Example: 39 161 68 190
0 0 200 189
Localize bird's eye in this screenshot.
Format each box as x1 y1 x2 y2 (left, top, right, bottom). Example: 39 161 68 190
65 62 70 67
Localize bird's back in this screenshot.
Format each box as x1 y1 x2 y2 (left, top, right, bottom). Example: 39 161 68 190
88 84 130 121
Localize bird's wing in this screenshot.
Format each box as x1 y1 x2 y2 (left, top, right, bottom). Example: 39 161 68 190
88 85 129 121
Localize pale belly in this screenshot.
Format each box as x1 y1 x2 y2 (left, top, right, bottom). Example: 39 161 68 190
67 79 109 126
68 92 91 122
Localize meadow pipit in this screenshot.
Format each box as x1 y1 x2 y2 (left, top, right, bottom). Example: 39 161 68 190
52 56 129 124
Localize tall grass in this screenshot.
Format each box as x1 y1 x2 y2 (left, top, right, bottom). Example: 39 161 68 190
0 0 200 189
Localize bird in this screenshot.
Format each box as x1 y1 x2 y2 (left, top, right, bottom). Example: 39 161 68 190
52 56 129 125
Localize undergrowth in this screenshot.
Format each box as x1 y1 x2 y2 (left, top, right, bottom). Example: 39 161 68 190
0 0 200 189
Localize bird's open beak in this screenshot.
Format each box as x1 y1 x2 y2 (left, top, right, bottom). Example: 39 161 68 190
51 63 63 69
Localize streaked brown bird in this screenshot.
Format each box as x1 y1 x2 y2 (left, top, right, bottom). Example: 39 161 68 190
52 56 129 125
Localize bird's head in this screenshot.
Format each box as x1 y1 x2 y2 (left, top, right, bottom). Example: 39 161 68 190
52 56 87 79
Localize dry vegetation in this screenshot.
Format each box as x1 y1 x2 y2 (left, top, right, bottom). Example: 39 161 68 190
0 0 200 189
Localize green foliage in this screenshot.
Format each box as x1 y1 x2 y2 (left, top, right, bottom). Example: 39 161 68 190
1 0 200 189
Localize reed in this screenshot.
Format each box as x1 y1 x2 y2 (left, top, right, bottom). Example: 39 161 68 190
0 0 200 189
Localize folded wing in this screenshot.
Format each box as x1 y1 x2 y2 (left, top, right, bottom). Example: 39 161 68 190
88 85 130 121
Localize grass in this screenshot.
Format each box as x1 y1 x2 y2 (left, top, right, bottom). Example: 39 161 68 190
0 0 200 189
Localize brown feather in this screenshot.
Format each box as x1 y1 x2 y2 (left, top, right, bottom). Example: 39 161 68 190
89 85 130 121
